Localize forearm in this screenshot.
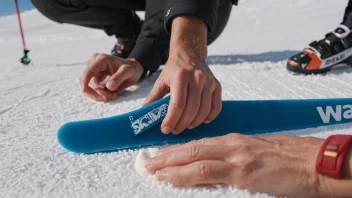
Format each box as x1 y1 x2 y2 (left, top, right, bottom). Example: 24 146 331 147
169 16 208 63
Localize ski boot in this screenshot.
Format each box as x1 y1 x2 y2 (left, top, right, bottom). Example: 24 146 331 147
111 35 137 58
287 24 352 74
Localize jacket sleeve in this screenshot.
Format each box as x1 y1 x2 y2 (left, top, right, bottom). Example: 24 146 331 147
164 0 222 36
130 0 233 79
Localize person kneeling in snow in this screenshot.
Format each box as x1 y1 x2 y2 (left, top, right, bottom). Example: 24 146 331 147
31 0 236 135
31 1 352 197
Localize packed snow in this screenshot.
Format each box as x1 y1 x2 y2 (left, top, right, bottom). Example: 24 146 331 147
1 0 352 197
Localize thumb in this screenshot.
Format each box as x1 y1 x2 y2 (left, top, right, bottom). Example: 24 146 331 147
106 65 132 91
143 82 169 106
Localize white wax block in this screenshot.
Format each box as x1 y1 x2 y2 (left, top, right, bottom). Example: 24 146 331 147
134 148 159 177
88 75 109 89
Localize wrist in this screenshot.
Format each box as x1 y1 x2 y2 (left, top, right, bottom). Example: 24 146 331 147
128 58 144 81
316 136 352 197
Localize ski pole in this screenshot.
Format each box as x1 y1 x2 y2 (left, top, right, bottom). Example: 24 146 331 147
15 0 31 65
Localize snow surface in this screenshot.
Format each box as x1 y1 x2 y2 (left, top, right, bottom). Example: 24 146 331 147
1 0 352 197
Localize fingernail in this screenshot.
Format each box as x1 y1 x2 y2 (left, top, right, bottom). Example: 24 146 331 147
171 130 179 135
204 120 211 124
155 170 168 181
106 80 117 89
162 127 172 134
188 126 195 130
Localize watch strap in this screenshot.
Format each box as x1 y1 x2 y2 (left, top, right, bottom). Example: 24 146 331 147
316 135 352 179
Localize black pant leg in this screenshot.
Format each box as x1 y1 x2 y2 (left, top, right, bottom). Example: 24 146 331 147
208 0 233 45
30 0 145 37
129 0 171 74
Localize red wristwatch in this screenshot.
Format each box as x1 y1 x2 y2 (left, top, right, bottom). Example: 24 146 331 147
316 135 352 179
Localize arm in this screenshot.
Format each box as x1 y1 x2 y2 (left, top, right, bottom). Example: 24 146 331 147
131 0 223 79
169 16 208 64
145 134 352 198
143 15 223 135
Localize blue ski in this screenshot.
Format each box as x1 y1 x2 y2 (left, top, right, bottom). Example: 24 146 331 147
58 96 352 154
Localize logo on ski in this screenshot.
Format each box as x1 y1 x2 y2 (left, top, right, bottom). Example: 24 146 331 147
130 104 169 135
317 105 352 124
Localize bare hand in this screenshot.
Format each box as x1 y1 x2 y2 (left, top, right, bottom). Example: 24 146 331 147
80 53 144 102
144 134 351 198
143 54 222 134
143 16 222 135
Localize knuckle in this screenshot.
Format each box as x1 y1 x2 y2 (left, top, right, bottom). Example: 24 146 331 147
176 68 191 79
207 76 215 85
119 64 129 72
187 145 201 160
201 138 211 144
92 53 100 57
200 101 211 110
96 53 108 59
158 156 168 166
184 106 198 117
208 77 221 90
196 161 212 179
239 155 256 168
194 70 205 82
226 133 243 142
236 144 252 153
188 139 205 147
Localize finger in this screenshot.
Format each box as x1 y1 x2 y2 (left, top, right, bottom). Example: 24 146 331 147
173 73 204 133
105 64 133 91
107 91 119 100
189 81 212 128
143 81 169 106
82 87 105 102
157 137 225 156
94 88 108 102
155 160 233 186
146 145 230 173
205 86 222 124
160 74 188 134
80 54 107 92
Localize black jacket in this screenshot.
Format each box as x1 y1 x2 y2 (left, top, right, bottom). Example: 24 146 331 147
129 0 236 78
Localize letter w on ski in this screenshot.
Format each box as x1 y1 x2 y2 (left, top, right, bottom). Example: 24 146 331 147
317 105 352 124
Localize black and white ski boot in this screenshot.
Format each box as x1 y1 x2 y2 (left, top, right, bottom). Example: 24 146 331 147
287 24 352 74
